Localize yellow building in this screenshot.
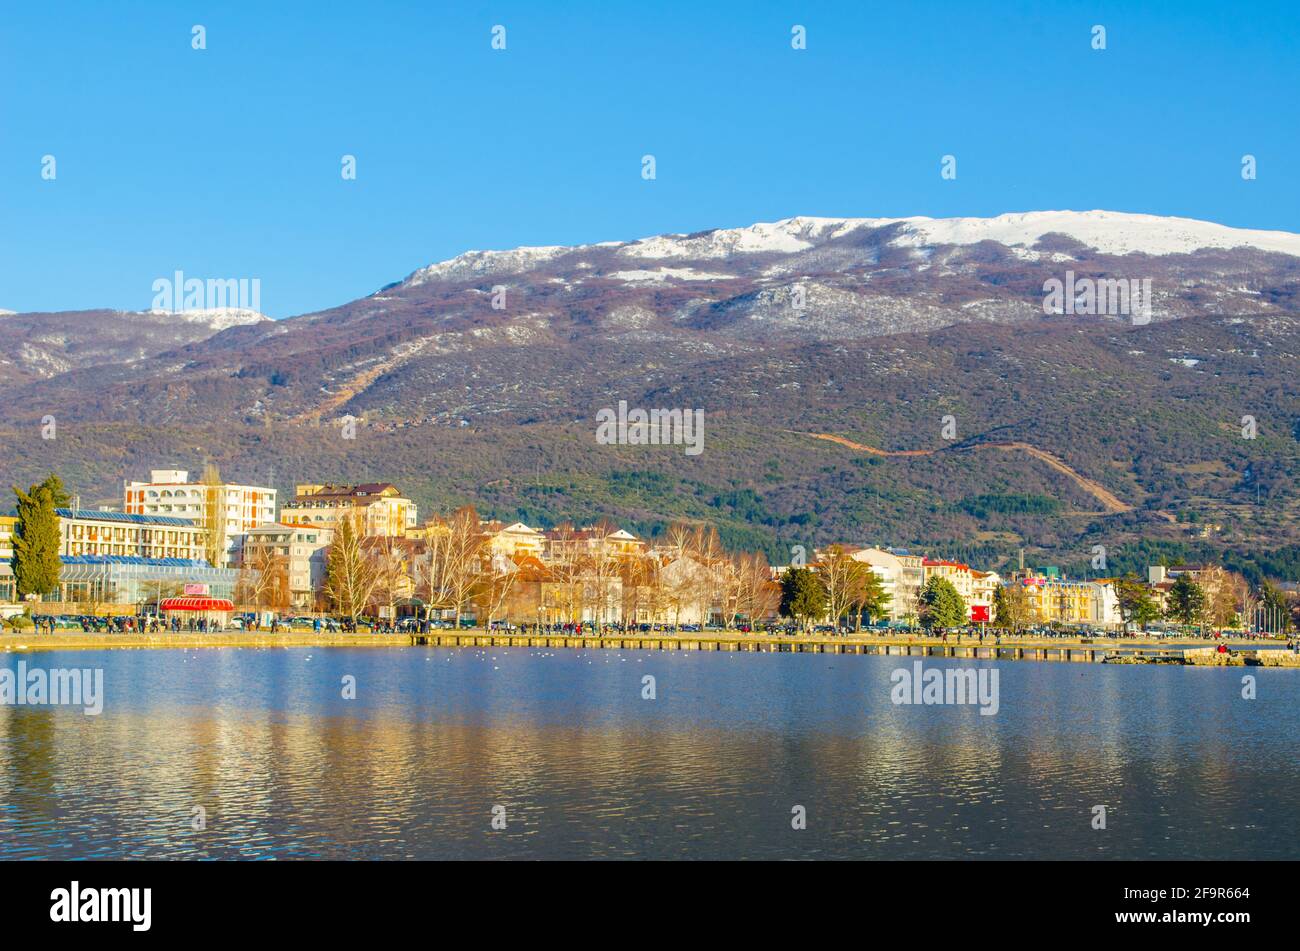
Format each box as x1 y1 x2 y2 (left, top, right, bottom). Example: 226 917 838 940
0 514 17 604
280 483 417 537
1017 577 1100 626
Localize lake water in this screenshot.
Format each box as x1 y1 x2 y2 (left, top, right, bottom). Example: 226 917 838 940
1 646 1296 859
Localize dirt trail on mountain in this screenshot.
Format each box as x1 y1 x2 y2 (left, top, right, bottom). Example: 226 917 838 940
294 364 390 424
801 432 1133 515
293 343 430 424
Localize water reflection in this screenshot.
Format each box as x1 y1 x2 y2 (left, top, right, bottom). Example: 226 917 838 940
0 649 1295 858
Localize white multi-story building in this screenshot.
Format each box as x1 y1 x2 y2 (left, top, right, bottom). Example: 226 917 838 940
124 469 277 567
481 520 546 559
1090 581 1124 628
848 547 925 623
970 569 1002 622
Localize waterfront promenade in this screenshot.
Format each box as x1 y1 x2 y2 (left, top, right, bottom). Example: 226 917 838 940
0 631 410 650
2 628 1296 665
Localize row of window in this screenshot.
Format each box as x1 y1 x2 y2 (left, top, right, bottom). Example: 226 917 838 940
134 489 274 500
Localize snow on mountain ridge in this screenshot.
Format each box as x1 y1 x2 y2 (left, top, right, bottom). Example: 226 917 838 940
620 217 858 259
607 267 738 284
145 308 271 330
399 211 1300 286
405 246 574 286
888 210 1300 257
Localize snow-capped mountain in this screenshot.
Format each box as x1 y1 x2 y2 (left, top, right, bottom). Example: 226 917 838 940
3 210 1299 429
399 210 1300 283
4 210 1300 567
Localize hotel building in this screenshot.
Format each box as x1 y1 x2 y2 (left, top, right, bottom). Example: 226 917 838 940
58 508 208 561
1014 575 1122 629
123 469 277 566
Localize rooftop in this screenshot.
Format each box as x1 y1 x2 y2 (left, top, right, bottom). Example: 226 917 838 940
56 508 198 527
61 555 214 568
290 483 403 502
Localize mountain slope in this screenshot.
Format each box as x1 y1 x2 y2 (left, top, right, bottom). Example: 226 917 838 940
5 210 1300 429
1 210 1298 577
0 308 269 389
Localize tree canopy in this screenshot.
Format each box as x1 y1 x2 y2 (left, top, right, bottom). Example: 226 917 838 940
12 474 69 599
920 576 966 630
780 567 827 630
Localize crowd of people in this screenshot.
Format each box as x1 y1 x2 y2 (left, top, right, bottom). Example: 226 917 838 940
25 614 221 634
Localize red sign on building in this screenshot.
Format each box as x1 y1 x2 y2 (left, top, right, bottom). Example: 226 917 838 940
970 605 990 623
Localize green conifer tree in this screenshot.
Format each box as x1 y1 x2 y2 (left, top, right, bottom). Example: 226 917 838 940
12 474 70 599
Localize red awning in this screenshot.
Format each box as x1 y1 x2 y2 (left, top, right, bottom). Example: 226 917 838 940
159 597 235 612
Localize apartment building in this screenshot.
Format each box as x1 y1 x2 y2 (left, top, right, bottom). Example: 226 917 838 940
1148 564 1215 586
280 483 416 537
970 569 1002 622
923 558 975 599
241 522 334 609
846 547 926 623
124 469 277 566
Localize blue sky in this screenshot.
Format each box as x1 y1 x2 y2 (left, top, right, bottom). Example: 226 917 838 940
2 0 1298 318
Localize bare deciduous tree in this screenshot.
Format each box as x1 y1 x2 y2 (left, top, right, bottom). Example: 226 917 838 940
414 506 482 627
201 463 229 568
473 552 518 629
733 551 778 627
324 512 379 622
367 535 411 621
237 545 290 612
819 545 871 632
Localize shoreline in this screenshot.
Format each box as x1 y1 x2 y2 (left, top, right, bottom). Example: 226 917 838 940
1 630 1296 665
0 631 411 650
